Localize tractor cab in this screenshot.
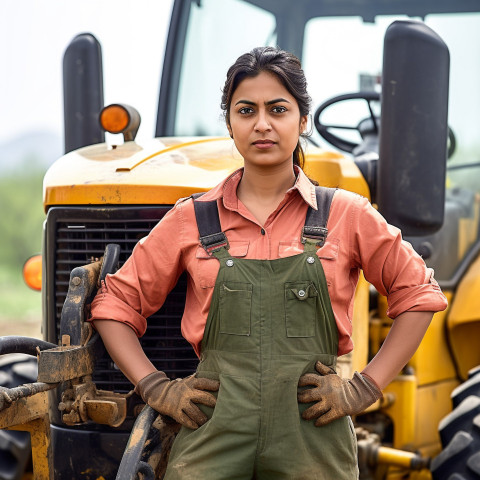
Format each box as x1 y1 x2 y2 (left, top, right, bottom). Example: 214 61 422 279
156 0 480 292
2 1 480 479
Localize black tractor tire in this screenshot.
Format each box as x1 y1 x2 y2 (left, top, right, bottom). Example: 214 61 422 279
431 367 480 480
0 354 38 480
451 372 480 409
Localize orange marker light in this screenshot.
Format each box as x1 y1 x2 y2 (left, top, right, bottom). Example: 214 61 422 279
100 104 130 134
23 254 42 291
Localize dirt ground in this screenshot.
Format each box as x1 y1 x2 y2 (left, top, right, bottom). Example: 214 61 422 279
1 316 42 339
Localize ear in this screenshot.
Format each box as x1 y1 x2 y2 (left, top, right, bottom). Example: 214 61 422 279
299 115 308 135
227 123 233 139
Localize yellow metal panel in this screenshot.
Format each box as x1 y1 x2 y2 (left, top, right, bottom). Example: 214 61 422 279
351 273 370 373
409 471 432 480
115 137 227 171
383 376 417 450
409 291 456 385
43 137 244 210
415 379 459 455
304 153 371 199
15 416 53 480
1 392 53 480
43 137 370 210
0 391 49 429
376 292 457 386
447 255 480 379
387 469 432 480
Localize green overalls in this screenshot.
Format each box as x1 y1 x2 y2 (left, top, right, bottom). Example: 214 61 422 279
165 188 358 480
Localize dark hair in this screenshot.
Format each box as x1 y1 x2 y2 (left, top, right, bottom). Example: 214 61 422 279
221 46 312 172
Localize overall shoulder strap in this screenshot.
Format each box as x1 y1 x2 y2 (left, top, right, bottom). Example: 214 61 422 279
302 187 336 247
191 193 229 254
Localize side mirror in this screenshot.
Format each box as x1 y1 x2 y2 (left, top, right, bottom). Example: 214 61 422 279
63 33 105 154
378 20 449 236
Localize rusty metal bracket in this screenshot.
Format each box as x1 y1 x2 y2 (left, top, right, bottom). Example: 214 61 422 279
60 376 128 427
0 382 57 411
60 243 120 345
37 341 97 383
0 244 122 479
60 260 103 346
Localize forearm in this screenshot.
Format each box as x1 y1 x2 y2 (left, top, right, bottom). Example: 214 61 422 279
92 320 156 385
361 311 434 390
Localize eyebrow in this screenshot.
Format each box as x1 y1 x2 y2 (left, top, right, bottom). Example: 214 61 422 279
234 98 291 106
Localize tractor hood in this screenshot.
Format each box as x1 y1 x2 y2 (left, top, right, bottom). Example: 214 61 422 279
43 135 368 211
43 137 244 210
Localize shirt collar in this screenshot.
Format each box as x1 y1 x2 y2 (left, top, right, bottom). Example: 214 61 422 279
197 166 318 210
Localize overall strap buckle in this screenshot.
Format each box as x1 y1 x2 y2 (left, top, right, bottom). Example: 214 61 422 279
301 187 336 247
301 226 329 247
192 193 229 255
200 233 230 255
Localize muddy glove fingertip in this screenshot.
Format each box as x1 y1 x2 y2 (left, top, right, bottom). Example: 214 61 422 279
314 361 336 376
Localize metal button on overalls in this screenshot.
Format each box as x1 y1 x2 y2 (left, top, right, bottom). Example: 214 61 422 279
165 240 358 479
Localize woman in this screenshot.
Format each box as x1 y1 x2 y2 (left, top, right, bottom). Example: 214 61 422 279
90 47 447 479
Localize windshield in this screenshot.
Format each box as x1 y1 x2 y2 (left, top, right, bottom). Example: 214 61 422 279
303 13 480 191
174 0 277 136
175 2 480 169
173 0 480 281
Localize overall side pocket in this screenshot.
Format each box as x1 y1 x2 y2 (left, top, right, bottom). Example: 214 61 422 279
219 282 252 336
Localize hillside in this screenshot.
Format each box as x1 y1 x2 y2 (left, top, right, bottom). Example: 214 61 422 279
0 131 62 176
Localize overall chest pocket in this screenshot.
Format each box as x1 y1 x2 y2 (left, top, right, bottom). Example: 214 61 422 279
219 282 253 336
284 281 318 337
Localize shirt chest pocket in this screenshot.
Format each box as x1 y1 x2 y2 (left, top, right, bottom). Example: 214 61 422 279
278 238 339 287
316 238 340 287
195 241 250 288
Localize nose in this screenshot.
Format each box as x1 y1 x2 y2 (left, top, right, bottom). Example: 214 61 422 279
254 110 271 132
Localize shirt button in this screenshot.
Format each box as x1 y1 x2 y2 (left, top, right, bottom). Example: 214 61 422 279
226 259 234 267
307 256 315 264
298 290 306 297
261 228 265 235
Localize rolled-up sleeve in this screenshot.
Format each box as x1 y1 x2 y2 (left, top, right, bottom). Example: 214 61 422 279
89 203 186 336
351 195 447 318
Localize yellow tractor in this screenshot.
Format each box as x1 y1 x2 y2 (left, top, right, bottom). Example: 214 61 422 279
1 1 480 479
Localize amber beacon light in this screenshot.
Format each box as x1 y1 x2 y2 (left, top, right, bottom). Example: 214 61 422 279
99 103 141 141
23 254 42 291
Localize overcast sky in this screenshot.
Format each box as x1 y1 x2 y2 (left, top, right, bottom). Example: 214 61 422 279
0 0 173 147
2 2 480 160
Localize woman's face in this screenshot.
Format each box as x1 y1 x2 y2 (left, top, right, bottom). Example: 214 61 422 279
228 71 307 170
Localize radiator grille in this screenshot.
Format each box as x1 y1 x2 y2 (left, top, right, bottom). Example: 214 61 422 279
47 207 199 392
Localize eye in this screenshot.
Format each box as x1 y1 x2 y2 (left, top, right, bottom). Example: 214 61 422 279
271 105 287 114
238 107 254 115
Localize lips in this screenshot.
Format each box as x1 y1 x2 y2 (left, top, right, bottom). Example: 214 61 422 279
253 139 275 149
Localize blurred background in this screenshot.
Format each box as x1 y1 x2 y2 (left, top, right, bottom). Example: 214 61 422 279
0 0 173 337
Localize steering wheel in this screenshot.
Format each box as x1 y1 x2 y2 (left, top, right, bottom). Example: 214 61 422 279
313 92 380 153
314 91 457 159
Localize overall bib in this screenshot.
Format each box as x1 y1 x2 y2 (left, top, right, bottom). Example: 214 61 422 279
165 188 358 480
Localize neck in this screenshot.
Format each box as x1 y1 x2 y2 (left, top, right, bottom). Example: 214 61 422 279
237 163 296 203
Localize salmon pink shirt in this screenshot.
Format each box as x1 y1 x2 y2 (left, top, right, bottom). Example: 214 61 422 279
90 167 447 357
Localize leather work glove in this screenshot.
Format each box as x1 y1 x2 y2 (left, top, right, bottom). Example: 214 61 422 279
135 371 220 430
298 361 382 427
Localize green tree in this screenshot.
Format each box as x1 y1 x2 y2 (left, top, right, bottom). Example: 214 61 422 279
0 166 45 270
